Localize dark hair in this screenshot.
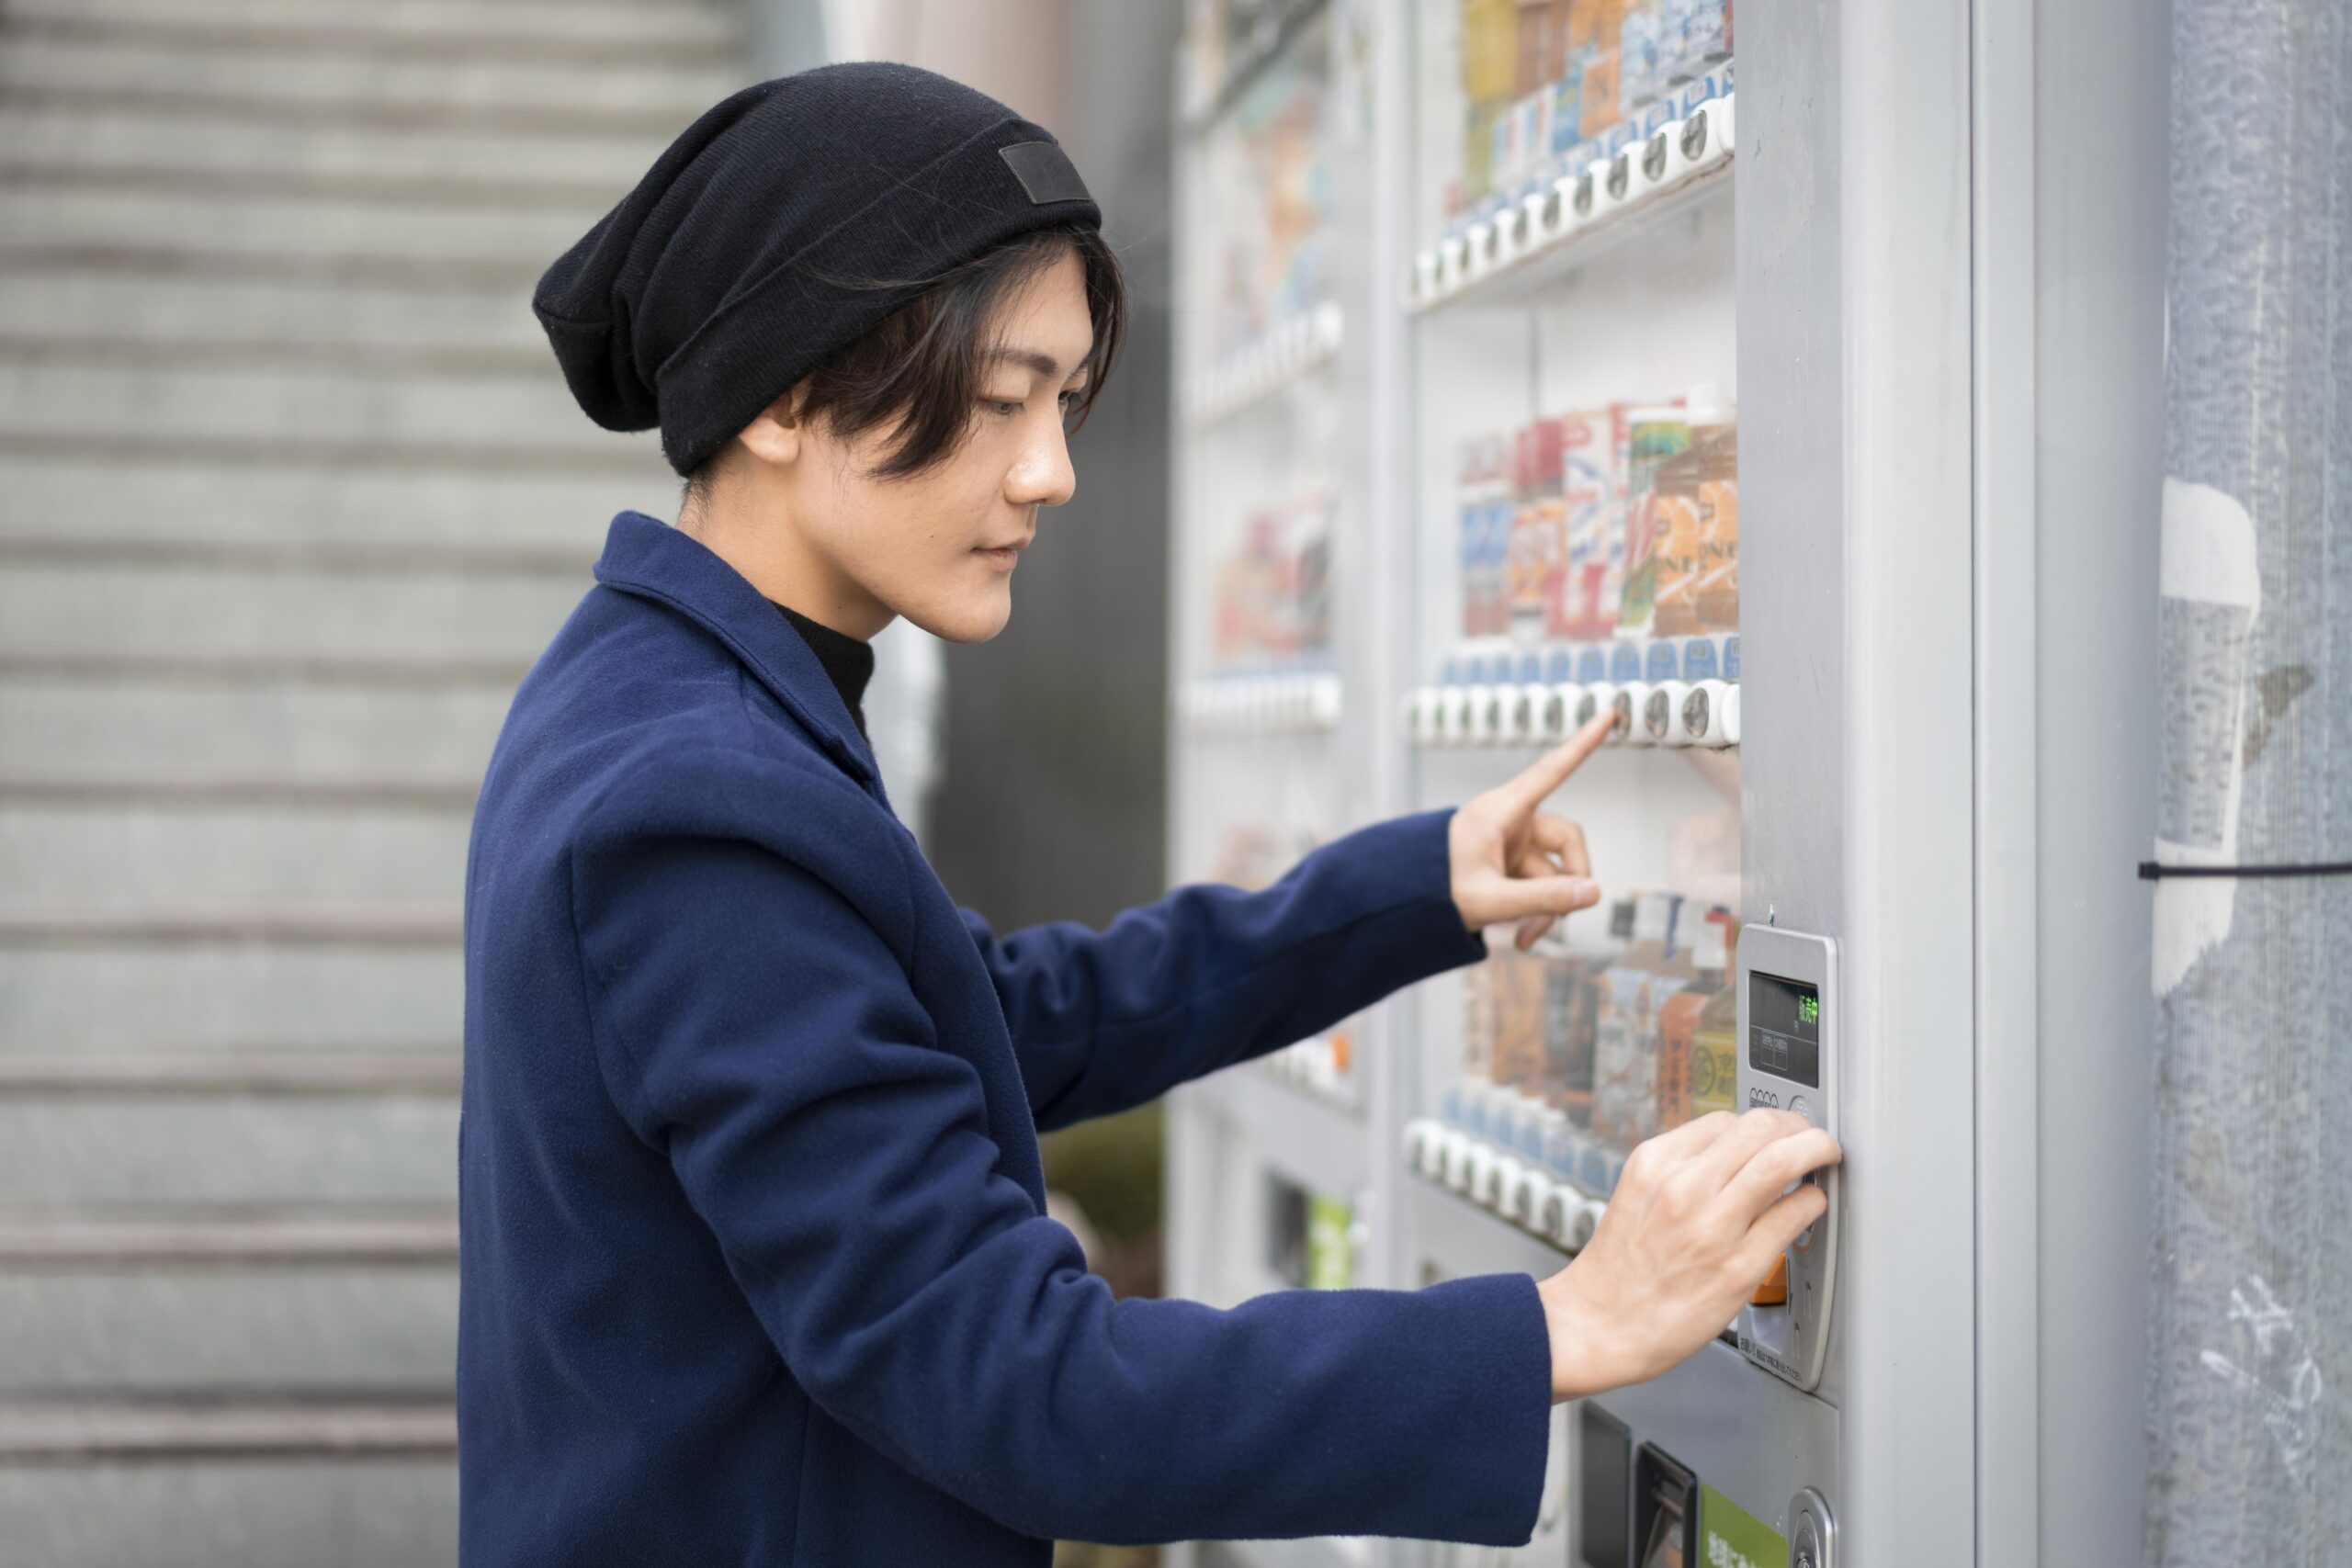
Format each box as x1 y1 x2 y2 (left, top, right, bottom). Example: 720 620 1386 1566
683 223 1125 504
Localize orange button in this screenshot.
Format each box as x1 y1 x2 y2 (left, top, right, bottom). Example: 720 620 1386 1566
1751 1255 1790 1307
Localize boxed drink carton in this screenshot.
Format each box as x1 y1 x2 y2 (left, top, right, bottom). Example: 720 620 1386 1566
1654 911 1728 1132
1541 954 1601 1126
1463 0 1521 104
1613 405 1693 637
1489 948 1551 1096
1650 414 1736 637
1509 420 1566 641
1618 2 1666 118
1553 405 1629 639
1591 892 1690 1148
1566 0 1630 53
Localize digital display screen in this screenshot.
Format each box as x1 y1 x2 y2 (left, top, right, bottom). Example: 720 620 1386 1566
1747 972 1821 1088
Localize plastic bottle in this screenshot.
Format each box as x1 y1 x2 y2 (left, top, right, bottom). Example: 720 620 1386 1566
1654 910 1729 1133
1591 891 1690 1150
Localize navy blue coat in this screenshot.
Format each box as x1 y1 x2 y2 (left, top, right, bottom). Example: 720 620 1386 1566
458 511 1553 1564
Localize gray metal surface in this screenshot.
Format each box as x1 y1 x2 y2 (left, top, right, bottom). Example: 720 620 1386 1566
2026 0 2170 1562
1742 0 1978 1556
2144 0 2352 1561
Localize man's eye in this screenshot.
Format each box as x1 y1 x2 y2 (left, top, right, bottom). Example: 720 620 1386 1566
987 399 1023 417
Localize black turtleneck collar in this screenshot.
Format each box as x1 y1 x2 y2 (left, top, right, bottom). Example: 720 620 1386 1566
772 604 876 739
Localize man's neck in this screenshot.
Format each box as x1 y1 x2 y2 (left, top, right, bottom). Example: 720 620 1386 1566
677 489 894 640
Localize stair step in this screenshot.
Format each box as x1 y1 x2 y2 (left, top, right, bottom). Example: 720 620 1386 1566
0 1460 456 1567
0 156 629 212
0 268 554 351
0 84 708 141
0 239 543 293
0 451 659 549
0 802 472 904
0 946 459 1051
0 365 652 470
0 652 531 687
0 1096 459 1203
0 104 678 186
0 33 739 119
0 678 513 780
1 0 737 64
0 1266 458 1392
0 558 587 660
0 907 461 948
0 429 657 476
0 1206 458 1264
0 333 550 380
0 775 480 809
0 533 588 576
0 185 605 268
0 1391 456 1461
0 1050 461 1097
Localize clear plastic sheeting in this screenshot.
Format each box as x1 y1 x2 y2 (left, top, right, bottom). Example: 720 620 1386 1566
2144 0 2351 1560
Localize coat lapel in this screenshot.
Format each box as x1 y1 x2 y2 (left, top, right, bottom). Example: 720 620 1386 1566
591 511 888 803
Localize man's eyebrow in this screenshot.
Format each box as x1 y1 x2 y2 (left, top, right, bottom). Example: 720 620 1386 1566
987 346 1091 381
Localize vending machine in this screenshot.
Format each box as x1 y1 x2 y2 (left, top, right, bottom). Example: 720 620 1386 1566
1170 1 2158 1564
1163 0 1393 1333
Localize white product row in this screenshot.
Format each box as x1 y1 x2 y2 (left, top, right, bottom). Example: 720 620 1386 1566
1184 300 1345 427
1179 671 1345 735
1407 677 1739 750
1258 1032 1359 1106
1409 93 1736 310
1403 1116 1608 1255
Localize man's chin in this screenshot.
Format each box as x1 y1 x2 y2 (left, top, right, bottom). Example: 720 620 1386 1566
908 589 1012 645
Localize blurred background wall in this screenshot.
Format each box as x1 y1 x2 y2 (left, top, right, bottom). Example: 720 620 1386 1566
0 1 1175 1562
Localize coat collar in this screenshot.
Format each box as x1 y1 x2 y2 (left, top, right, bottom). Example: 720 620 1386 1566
592 511 881 789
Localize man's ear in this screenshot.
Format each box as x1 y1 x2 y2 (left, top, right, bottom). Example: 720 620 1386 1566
734 385 808 469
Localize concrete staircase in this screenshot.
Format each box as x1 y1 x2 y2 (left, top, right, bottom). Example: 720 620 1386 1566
0 2 742 1561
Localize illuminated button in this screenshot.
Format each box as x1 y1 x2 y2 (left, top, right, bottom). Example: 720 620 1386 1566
1645 680 1692 746
1464 1142 1498 1196
1509 1167 1553 1228
1751 1254 1791 1306
1481 687 1511 745
1463 684 1494 744
1483 1156 1525 1213
1440 1130 1474 1187
1543 683 1578 740
1536 1183 1580 1247
1615 683 1654 746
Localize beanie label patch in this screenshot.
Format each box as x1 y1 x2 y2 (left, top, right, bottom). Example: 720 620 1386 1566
998 141 1091 208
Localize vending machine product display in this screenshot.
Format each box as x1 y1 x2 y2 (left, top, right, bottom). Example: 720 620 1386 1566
1169 1 2160 1563
1164 0 1392 1330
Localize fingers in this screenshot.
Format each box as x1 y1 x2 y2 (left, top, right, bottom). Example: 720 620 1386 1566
1720 1126 1843 1217
1476 867 1603 927
1645 1108 1741 1160
1686 1106 1813 1190
1495 709 1620 816
1528 813 1590 879
1733 1183 1830 1282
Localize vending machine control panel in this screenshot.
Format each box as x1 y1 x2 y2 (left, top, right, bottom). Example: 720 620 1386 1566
1734 926 1840 1392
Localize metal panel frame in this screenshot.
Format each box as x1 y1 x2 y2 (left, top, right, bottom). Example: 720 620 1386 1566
1744 0 1979 1556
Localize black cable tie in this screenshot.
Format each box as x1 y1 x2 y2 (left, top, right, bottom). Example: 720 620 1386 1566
2137 861 2352 881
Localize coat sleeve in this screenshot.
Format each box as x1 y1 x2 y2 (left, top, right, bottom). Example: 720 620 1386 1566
569 822 1552 1549
964 808 1490 1131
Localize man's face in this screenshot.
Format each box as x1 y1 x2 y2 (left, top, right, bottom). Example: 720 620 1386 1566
776 249 1096 643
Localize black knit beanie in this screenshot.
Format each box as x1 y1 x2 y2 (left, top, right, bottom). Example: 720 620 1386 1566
533 62 1102 477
